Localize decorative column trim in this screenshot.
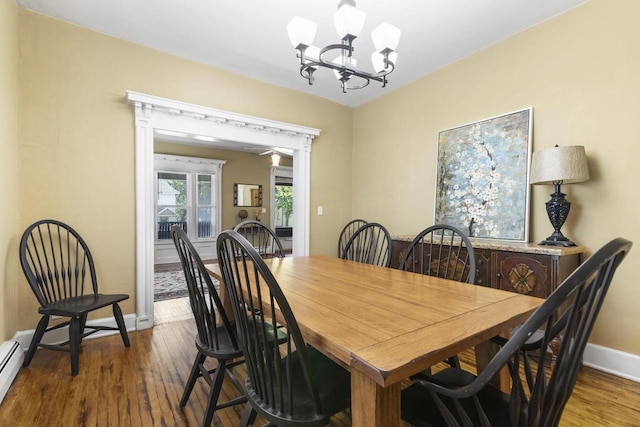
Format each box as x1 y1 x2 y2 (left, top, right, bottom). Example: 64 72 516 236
127 91 319 329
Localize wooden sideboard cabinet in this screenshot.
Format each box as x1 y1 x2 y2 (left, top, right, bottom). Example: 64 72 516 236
391 237 586 298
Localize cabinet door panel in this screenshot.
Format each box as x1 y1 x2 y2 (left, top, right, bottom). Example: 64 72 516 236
496 253 550 298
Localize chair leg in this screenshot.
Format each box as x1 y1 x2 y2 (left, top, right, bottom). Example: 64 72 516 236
448 355 461 369
239 403 258 427
180 352 206 407
69 316 82 376
79 313 88 340
23 315 50 367
202 359 228 427
112 303 130 347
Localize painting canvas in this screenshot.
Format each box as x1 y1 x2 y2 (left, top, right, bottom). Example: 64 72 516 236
434 108 532 241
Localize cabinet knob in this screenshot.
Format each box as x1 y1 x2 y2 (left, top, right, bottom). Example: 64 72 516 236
496 272 503 279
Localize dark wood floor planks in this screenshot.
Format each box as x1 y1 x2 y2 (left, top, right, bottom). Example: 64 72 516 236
1 317 639 426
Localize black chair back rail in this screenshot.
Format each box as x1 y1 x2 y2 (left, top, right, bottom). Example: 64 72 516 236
170 225 247 427
399 224 476 284
401 237 632 427
234 220 285 259
340 222 392 267
337 219 368 257
19 219 130 376
217 230 351 427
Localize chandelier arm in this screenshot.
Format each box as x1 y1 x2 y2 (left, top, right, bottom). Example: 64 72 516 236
341 75 371 91
298 44 394 90
318 43 352 66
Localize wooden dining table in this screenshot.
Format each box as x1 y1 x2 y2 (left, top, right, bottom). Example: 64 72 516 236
207 255 542 427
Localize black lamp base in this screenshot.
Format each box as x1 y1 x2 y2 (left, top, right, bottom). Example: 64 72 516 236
539 183 578 247
539 232 577 247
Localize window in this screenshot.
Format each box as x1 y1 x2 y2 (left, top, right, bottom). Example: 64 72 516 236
196 174 213 238
154 154 224 242
274 180 293 227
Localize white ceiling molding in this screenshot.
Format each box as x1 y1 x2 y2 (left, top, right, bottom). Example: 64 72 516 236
127 90 319 330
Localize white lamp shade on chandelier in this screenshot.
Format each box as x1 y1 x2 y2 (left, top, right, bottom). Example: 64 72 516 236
287 17 317 50
333 3 366 40
287 0 401 92
371 22 401 52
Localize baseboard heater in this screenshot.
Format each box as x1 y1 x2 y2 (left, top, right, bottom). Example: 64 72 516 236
0 340 23 404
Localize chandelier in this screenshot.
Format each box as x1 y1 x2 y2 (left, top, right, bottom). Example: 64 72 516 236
287 0 401 93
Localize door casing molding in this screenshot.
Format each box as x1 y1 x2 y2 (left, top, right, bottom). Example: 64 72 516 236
127 91 319 329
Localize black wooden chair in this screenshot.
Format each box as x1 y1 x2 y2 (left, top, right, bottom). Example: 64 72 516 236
19 219 130 376
340 222 392 267
398 224 476 369
337 218 368 257
171 226 247 427
234 220 285 258
398 224 476 284
401 237 632 427
217 230 352 427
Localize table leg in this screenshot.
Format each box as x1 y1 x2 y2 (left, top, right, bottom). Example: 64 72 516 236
475 340 510 392
350 370 400 427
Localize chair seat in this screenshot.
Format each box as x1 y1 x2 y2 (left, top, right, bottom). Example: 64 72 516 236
39 293 129 317
195 322 244 360
402 368 512 427
246 345 351 426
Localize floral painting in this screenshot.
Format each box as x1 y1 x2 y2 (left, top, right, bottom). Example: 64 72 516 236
434 108 532 241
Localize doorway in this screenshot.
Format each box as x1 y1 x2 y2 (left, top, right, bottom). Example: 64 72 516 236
128 91 320 330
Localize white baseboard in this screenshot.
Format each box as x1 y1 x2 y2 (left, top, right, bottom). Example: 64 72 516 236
13 313 137 350
583 343 640 383
0 340 24 404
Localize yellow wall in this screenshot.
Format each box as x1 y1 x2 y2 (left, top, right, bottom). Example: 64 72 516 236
353 0 640 355
15 10 353 331
0 0 19 341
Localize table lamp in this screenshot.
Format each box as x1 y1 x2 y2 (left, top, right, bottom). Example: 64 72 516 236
529 145 590 246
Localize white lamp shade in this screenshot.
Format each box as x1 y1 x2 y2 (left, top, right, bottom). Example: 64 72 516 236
271 153 281 167
371 51 398 72
334 3 366 39
287 17 317 49
530 145 591 185
371 22 401 52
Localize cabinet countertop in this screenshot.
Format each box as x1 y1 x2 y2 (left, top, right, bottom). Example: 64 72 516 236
392 235 586 256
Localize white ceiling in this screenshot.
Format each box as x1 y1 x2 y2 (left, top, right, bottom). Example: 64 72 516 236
16 0 587 108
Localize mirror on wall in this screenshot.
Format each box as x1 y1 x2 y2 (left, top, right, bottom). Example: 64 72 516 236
234 183 262 207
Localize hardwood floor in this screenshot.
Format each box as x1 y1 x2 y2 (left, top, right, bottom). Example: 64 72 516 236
154 296 193 324
1 316 639 426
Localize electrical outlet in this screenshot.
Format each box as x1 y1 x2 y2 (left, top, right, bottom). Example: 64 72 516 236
261 207 266 213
